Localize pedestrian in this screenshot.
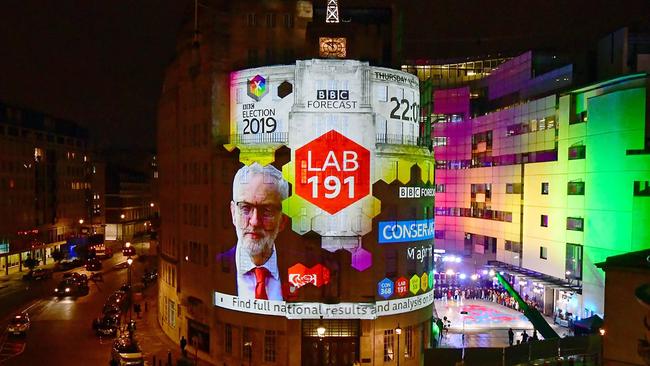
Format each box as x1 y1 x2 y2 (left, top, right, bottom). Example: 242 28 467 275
521 330 529 343
532 329 539 341
180 335 188 357
436 318 444 342
508 328 514 346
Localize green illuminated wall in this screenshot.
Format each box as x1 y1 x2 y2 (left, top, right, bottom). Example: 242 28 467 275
523 74 650 317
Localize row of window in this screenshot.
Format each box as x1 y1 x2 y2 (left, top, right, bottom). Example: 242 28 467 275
224 324 277 363
0 124 86 148
505 116 556 137
434 206 513 223
540 215 584 231
182 203 209 228
183 240 209 267
435 149 558 170
539 243 583 280
182 161 209 185
246 13 295 28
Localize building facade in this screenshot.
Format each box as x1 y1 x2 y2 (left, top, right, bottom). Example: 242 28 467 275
157 1 439 365
423 48 650 320
0 101 97 273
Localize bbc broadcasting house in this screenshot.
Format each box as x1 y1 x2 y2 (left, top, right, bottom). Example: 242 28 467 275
156 1 650 365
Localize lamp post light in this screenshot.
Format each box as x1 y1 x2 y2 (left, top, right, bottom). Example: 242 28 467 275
460 310 468 358
395 324 402 366
127 256 134 338
244 341 252 366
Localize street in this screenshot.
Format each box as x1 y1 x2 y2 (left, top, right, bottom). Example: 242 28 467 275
0 251 157 365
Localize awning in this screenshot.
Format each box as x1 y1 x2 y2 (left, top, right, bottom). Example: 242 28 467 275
487 260 582 294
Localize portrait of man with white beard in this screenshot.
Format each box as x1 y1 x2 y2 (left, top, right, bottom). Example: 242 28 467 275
228 162 289 300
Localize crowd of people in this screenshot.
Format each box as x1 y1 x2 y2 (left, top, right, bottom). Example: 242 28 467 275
433 284 543 313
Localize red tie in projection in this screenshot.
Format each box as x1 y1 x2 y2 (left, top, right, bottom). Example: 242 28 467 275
254 267 270 300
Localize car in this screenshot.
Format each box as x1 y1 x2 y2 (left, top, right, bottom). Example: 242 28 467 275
7 313 30 336
92 312 121 337
111 337 144 365
105 290 129 312
57 258 82 271
54 279 79 296
86 257 102 271
23 268 53 281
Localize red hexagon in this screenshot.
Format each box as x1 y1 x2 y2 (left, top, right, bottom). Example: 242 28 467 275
295 130 370 214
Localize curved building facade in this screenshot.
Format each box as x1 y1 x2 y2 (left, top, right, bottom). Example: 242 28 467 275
157 2 434 365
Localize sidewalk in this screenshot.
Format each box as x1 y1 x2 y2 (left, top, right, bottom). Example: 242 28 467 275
133 278 188 365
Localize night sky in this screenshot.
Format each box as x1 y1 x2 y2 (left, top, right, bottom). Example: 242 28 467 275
1 1 648 150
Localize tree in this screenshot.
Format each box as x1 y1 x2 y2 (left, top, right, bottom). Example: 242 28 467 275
23 256 39 270
51 248 64 262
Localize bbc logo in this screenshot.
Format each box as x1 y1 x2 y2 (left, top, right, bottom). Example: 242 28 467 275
317 89 349 100
399 187 421 198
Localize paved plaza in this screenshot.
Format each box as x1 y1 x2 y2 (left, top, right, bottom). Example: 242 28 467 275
434 299 571 348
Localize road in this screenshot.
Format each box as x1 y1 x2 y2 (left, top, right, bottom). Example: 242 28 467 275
0 252 152 365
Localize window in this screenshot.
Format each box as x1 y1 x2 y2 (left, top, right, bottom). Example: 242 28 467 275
405 326 413 358
243 328 252 361
568 145 586 160
435 184 446 193
567 181 585 195
541 182 549 195
566 217 584 231
634 181 650 196
167 299 176 327
566 243 583 280
246 13 257 26
225 324 232 354
283 13 294 28
264 330 276 362
265 13 276 27
434 230 445 239
506 183 522 194
540 246 548 260
383 329 395 361
540 215 548 227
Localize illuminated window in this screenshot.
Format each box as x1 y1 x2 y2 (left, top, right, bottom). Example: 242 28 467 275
541 215 548 227
566 217 584 231
568 145 586 160
566 243 583 280
405 326 413 358
540 246 548 260
541 182 549 195
383 329 395 361
264 330 276 362
506 183 522 194
567 181 585 195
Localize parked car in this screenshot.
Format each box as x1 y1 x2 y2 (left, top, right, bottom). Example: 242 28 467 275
85 257 102 271
7 313 30 336
111 337 144 365
92 312 121 337
104 290 129 312
23 268 53 281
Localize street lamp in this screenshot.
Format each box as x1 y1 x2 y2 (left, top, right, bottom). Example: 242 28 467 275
127 256 134 338
395 324 402 366
460 310 468 358
78 218 84 225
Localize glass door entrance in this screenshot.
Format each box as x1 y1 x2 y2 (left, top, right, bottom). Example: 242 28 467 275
301 319 360 366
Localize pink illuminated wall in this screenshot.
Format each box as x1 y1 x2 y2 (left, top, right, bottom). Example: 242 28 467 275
433 87 470 118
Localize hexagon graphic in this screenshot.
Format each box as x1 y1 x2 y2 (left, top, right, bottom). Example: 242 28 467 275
294 130 370 214
428 270 434 289
395 277 408 297
409 274 421 295
247 74 268 101
377 278 394 300
420 272 429 292
350 247 372 271
277 81 293 98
